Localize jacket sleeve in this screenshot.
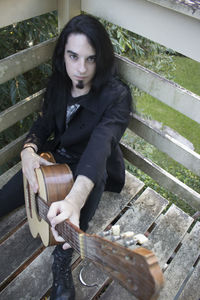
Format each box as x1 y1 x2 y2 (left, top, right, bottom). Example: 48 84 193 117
24 88 56 151
75 83 132 184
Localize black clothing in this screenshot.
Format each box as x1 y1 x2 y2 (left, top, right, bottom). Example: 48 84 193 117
50 247 75 300
0 77 131 224
25 77 132 192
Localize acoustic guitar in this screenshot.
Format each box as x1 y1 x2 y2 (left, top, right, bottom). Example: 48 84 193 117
23 152 164 300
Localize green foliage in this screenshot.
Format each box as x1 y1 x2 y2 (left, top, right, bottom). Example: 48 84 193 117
0 12 58 149
100 18 176 79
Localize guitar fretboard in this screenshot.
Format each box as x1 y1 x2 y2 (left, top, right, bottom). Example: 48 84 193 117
36 195 82 254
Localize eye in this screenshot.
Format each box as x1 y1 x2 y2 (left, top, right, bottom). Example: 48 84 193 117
69 54 78 60
87 56 96 63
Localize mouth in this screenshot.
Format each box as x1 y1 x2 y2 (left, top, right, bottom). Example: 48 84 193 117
75 76 86 81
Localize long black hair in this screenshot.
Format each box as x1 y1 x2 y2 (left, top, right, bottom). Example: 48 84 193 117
51 14 115 93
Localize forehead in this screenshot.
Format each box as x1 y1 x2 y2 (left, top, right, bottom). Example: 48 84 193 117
65 33 96 55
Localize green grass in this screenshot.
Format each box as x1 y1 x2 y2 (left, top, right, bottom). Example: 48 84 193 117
173 56 200 96
136 56 200 154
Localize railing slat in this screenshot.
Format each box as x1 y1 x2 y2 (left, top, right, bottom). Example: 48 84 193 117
0 90 44 133
120 142 200 211
82 0 200 62
129 113 200 176
115 54 200 124
0 38 57 85
0 133 27 166
0 0 57 28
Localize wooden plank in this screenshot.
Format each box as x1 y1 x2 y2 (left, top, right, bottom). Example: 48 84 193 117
99 280 135 300
75 187 168 300
120 142 200 211
73 260 109 300
82 0 200 62
64 172 144 299
0 247 53 300
0 90 44 132
178 258 200 300
0 162 21 189
115 187 168 234
0 0 57 28
116 54 200 124
0 38 57 84
87 171 144 234
98 188 169 300
0 133 27 166
0 205 26 242
158 221 200 299
99 204 194 300
129 113 200 177
0 222 42 287
148 0 200 20
0 171 143 299
147 204 193 268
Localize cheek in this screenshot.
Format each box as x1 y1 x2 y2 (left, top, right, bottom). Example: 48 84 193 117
65 60 73 77
90 65 96 77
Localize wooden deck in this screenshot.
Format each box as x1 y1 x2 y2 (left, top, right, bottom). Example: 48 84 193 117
0 171 199 300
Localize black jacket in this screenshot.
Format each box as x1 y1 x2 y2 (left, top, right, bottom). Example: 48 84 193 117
25 77 132 192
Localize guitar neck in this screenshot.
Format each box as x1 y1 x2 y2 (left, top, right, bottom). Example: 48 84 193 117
36 195 83 254
36 195 163 300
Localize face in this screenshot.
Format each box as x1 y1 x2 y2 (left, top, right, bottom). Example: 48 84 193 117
64 33 96 94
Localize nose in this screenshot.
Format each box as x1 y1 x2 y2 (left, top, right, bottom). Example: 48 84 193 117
78 59 86 74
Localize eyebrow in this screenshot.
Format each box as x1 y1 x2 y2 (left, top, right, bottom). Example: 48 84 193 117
67 50 77 56
66 50 96 59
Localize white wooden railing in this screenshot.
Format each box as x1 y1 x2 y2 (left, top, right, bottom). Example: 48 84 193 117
0 0 200 211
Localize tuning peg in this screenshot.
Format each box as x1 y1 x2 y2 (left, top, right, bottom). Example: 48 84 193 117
124 234 148 247
111 231 134 242
99 225 120 237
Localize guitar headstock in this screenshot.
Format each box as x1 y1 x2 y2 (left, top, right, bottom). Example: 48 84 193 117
55 220 164 300
83 225 164 300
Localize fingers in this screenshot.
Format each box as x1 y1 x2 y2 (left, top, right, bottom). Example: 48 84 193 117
21 150 53 193
39 157 54 166
47 200 80 248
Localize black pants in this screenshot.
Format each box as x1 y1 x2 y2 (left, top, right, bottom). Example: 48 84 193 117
0 152 106 232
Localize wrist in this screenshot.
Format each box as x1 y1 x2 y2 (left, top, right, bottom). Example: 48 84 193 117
22 143 38 153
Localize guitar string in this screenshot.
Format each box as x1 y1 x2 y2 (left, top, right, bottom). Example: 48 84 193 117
38 199 81 253
36 196 82 253
35 197 139 262
37 196 137 260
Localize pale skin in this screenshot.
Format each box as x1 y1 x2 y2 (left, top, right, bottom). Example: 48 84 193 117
21 33 96 249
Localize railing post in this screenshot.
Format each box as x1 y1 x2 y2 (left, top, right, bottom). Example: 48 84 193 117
57 0 81 32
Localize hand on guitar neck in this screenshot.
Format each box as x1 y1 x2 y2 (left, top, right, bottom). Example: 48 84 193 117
47 175 94 250
21 145 54 193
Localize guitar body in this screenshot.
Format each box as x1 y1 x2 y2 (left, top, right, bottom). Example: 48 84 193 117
23 152 74 246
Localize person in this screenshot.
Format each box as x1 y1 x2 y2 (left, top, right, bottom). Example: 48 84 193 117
0 14 132 300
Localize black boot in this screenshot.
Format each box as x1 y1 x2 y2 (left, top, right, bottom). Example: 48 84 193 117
50 246 75 300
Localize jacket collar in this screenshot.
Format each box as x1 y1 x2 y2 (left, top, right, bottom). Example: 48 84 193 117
69 89 98 113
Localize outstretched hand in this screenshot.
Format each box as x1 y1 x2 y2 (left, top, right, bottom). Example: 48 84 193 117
47 198 80 250
21 147 53 193
47 175 95 250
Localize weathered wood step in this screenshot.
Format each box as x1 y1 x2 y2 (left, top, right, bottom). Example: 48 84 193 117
158 221 200 299
0 171 144 299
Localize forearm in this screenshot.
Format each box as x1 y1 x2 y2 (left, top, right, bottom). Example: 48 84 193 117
65 175 94 210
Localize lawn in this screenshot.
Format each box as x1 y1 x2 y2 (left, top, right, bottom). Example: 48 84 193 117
136 56 200 154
